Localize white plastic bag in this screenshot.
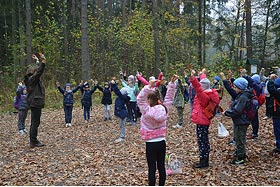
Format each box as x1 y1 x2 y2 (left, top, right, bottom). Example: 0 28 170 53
218 122 229 138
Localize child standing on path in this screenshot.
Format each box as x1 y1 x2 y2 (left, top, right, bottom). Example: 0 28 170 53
137 75 177 186
190 69 220 168
110 80 131 143
80 80 97 123
56 82 81 127
16 82 28 134
96 81 113 121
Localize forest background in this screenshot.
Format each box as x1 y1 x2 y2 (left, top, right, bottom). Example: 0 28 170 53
0 0 279 112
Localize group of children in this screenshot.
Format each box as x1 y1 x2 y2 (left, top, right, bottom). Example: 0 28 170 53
14 65 280 186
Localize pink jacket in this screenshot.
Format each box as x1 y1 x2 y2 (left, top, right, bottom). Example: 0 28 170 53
137 82 176 140
136 72 163 88
190 77 220 125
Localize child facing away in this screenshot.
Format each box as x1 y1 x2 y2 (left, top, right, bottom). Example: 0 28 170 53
56 81 81 127
16 82 29 135
80 80 98 123
223 77 253 164
95 81 113 121
190 69 220 168
110 80 131 143
137 75 178 186
172 78 185 129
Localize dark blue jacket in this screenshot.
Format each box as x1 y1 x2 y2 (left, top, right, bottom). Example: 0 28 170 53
244 75 263 97
16 85 28 110
80 86 97 107
225 89 254 125
96 85 112 105
57 85 80 106
185 76 197 102
111 84 130 120
267 80 280 118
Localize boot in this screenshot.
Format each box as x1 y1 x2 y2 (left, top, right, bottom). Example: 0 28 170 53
193 157 209 168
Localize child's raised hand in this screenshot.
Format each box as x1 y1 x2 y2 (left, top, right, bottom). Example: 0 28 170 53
111 80 116 84
220 72 226 80
191 70 196 77
56 81 60 87
170 74 179 83
39 53 46 63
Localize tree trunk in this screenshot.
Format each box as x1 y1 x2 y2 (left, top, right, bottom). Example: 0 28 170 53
198 0 202 66
81 0 90 80
108 0 113 18
18 0 25 66
63 0 70 82
152 0 160 74
202 0 206 65
161 0 169 74
121 0 127 26
231 0 241 66
245 0 252 59
238 11 246 61
260 0 272 67
25 0 32 65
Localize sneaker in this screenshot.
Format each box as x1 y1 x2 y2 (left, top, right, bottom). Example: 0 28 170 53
231 158 245 165
262 116 270 120
108 117 112 120
115 138 125 143
68 123 72 127
104 118 108 121
85 120 88 123
172 124 182 129
273 148 280 154
66 123 69 127
228 140 236 145
18 130 26 135
131 121 137 126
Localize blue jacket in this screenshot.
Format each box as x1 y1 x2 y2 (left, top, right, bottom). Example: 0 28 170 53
267 80 280 118
57 85 80 106
16 85 28 110
111 84 130 120
96 85 112 105
80 86 97 107
224 89 254 125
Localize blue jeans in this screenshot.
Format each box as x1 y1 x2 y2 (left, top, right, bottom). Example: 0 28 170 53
64 105 73 123
18 109 28 131
83 106 91 120
273 117 280 149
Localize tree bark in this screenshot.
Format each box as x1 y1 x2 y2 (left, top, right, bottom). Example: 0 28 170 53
198 0 202 66
25 0 32 65
260 0 272 67
152 0 160 74
245 0 252 59
81 0 90 80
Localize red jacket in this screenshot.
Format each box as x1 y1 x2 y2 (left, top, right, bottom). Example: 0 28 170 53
190 77 220 125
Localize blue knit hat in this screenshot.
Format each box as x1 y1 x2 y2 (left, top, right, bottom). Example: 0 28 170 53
233 78 248 90
251 74 261 84
65 83 71 87
214 76 220 82
275 78 280 88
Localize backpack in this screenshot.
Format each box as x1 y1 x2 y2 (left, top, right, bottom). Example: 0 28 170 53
13 95 20 110
244 98 258 121
253 89 265 106
203 90 219 120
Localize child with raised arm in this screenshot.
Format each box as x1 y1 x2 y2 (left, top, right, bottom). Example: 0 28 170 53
56 82 81 127
80 80 97 123
95 81 113 121
137 75 177 186
16 82 28 134
110 80 131 142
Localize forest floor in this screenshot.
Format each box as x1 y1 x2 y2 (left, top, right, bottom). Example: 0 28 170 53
0 97 280 186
